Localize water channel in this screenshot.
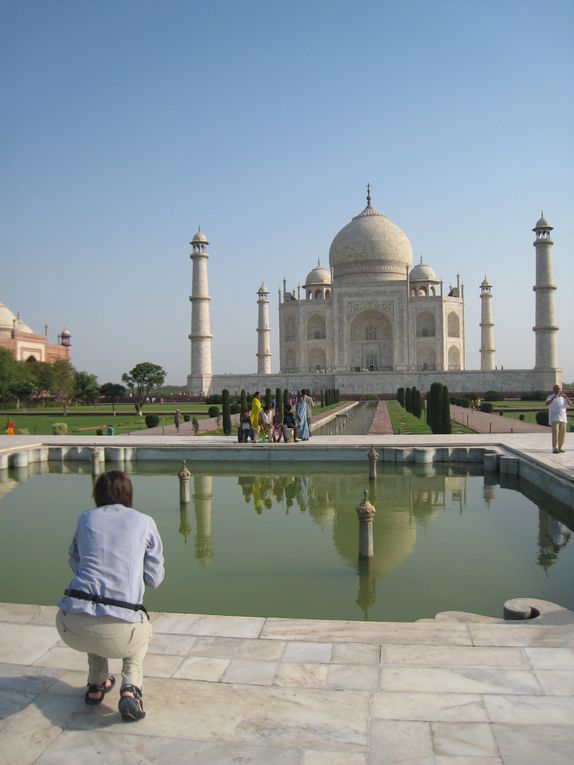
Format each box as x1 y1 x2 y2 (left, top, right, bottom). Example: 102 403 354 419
1 460 572 621
313 401 377 436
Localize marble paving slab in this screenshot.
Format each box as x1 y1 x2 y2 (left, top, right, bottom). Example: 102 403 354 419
261 618 472 645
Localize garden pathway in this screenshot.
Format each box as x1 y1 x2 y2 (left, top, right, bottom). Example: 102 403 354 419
368 401 393 435
450 405 551 435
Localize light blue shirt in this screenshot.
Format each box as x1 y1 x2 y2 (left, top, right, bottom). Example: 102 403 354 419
58 504 165 622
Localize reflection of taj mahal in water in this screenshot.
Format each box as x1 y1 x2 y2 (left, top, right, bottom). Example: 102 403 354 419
176 466 571 619
188 189 562 396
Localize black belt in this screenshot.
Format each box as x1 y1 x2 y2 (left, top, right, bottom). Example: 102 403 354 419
64 588 149 619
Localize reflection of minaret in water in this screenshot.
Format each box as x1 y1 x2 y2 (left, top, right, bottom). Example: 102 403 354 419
356 559 376 620
537 509 571 572
194 475 213 563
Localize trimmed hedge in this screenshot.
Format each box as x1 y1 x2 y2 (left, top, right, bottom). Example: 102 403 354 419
208 405 220 419
535 410 549 427
145 414 160 428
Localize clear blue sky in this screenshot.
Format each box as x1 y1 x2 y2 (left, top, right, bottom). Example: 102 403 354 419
2 0 573 384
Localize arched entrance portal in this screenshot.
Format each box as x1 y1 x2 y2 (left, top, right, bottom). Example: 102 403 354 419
349 309 393 371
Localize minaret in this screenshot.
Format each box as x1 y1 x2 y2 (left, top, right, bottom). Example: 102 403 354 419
256 283 272 374
532 214 558 370
479 277 495 370
188 228 213 395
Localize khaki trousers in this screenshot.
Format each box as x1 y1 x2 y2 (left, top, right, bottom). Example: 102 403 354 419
551 421 566 452
56 609 152 689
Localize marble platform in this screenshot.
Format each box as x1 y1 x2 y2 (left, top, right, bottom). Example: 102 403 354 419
1 602 574 764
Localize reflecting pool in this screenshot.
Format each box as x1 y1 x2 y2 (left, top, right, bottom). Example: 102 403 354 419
0 461 572 621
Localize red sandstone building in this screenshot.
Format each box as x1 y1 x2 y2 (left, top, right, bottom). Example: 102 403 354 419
0 301 71 362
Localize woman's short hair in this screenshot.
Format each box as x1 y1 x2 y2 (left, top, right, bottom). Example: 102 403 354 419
93 471 133 507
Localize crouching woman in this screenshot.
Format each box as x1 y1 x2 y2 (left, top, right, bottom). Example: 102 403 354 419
56 470 164 722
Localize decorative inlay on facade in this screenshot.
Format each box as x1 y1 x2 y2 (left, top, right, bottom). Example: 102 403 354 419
336 260 407 276
347 300 395 318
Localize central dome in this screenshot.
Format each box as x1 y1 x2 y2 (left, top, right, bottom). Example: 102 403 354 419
329 194 413 283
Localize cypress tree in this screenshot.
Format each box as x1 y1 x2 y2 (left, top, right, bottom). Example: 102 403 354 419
320 390 324 407
265 388 272 409
275 387 283 421
283 388 289 411
240 389 247 413
429 382 443 434
397 387 405 407
441 384 452 434
412 386 421 418
405 386 412 413
222 389 231 436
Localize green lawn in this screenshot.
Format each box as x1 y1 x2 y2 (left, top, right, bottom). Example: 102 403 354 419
386 401 474 435
488 399 573 427
2 402 344 437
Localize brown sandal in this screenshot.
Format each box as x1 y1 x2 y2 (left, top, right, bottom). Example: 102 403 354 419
85 675 116 705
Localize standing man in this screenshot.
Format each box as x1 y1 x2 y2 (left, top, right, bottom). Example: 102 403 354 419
545 385 571 454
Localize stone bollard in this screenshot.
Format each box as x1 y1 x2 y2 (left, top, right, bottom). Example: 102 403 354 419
13 451 29 468
356 489 376 559
368 445 378 481
179 461 191 504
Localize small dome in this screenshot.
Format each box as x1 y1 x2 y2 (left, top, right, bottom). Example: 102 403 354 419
533 214 552 231
191 228 208 244
257 283 269 294
480 277 492 289
305 263 332 287
410 259 437 282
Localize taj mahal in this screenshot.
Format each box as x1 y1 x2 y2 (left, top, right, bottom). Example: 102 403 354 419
187 189 561 397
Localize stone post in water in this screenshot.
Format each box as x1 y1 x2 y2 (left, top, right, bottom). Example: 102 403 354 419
356 489 376 559
91 447 104 476
179 461 191 504
368 445 378 481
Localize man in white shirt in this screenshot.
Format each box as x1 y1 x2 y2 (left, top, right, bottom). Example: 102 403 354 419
545 385 572 454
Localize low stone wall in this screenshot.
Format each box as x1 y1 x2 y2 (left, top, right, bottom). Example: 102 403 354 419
207 368 561 397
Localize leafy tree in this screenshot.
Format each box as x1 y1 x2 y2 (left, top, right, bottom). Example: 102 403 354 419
50 360 76 414
0 348 17 403
74 371 99 404
121 362 166 414
99 382 127 415
26 360 56 398
8 366 38 408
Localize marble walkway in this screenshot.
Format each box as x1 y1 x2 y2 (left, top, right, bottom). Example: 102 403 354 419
1 601 574 764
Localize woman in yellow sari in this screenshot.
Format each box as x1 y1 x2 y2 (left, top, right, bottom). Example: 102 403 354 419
250 392 262 438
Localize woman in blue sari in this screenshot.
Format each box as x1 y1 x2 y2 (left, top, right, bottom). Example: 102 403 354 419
295 393 310 441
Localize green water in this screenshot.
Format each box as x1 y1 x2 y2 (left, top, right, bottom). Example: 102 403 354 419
0 461 572 622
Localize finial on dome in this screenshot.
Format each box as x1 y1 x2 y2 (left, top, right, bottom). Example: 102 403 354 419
419 254 423 264
317 258 321 267
366 183 372 207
